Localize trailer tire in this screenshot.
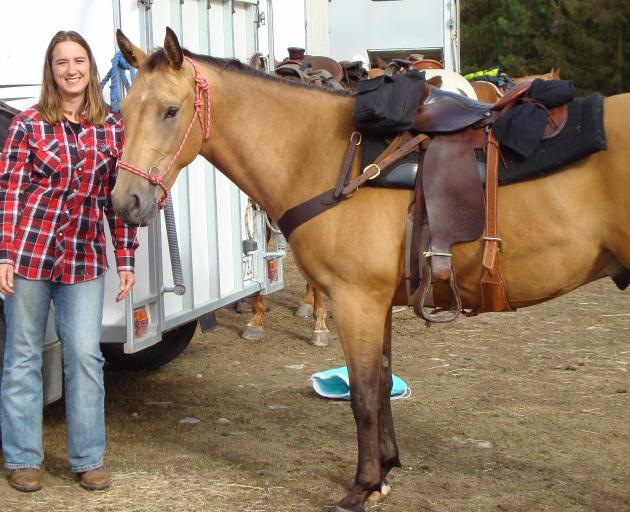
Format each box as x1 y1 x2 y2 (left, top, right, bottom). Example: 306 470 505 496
101 319 198 371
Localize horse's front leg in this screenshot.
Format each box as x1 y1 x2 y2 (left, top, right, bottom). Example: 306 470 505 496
334 299 390 512
368 307 400 503
240 294 265 341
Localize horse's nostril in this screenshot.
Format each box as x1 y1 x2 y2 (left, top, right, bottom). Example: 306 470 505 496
131 193 142 212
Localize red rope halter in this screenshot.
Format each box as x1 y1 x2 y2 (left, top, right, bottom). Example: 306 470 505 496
117 56 211 209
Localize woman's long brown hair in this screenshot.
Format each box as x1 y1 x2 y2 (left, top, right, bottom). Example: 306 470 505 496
39 30 108 126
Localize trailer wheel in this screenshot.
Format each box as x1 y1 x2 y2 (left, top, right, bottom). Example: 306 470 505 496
101 319 198 371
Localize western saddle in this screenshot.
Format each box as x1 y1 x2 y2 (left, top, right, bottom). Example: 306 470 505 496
274 47 368 92
277 78 569 324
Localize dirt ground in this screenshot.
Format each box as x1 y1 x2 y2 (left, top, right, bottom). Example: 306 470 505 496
1 250 629 512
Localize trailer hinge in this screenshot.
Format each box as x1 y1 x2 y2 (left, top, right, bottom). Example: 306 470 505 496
138 0 153 8
256 10 266 27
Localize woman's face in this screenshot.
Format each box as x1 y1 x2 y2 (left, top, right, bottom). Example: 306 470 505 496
51 41 90 102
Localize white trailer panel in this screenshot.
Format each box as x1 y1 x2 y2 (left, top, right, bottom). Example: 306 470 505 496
305 0 330 56
327 0 460 71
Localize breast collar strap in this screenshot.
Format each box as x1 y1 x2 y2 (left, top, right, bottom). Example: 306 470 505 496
117 56 211 209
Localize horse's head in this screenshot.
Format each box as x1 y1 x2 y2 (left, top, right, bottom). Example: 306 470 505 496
112 28 209 226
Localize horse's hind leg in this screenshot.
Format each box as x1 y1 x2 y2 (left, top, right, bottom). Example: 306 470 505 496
240 294 265 341
295 282 315 318
368 308 400 503
334 298 392 512
310 285 330 347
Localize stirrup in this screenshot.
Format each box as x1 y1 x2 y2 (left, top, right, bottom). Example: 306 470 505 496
411 267 462 324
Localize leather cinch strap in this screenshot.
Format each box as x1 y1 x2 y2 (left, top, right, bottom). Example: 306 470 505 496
277 132 429 239
277 132 364 239
478 129 514 312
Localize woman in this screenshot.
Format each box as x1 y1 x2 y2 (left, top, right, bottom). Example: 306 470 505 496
0 30 138 492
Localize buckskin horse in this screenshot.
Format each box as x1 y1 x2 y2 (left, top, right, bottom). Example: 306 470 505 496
112 29 630 512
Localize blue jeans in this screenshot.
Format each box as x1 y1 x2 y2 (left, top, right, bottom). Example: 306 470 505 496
0 300 5 444
1 276 106 472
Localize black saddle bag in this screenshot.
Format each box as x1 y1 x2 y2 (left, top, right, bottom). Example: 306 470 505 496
353 70 426 135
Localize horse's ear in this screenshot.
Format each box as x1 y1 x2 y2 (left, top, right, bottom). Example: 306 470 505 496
116 29 146 68
164 27 184 70
553 67 561 79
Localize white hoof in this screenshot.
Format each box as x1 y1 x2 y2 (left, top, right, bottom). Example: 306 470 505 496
240 325 264 341
309 330 329 347
367 480 392 503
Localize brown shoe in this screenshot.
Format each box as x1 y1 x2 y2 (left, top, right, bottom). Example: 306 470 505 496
9 468 42 492
79 466 110 490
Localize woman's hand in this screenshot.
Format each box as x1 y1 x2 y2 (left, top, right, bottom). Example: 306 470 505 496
0 263 14 296
116 270 135 302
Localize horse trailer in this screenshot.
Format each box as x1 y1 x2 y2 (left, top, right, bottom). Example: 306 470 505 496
0 0 285 404
305 0 461 72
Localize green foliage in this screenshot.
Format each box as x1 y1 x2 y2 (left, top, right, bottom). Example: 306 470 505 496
461 0 629 95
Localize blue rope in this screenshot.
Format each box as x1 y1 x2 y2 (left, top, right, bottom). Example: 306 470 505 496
100 51 136 113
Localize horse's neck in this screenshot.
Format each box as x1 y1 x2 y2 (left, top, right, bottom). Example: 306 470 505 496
199 66 356 221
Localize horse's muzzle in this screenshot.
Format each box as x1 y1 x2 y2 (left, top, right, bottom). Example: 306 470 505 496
112 190 159 227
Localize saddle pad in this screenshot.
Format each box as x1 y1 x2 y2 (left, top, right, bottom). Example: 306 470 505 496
362 93 606 189
497 93 606 185
310 366 410 400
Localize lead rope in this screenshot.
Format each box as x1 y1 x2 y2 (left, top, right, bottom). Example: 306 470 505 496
100 51 136 113
117 56 211 208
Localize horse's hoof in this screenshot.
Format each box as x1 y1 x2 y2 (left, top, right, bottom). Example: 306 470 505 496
294 303 313 318
240 325 264 341
310 330 329 347
334 505 365 512
367 480 392 503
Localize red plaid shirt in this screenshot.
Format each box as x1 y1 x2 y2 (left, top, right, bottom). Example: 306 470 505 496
0 107 138 284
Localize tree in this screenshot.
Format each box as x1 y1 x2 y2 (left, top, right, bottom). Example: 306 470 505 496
461 0 629 95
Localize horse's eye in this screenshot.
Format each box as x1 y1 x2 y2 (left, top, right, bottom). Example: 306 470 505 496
165 106 179 119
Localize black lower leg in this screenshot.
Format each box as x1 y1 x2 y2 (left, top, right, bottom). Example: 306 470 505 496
378 309 401 479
